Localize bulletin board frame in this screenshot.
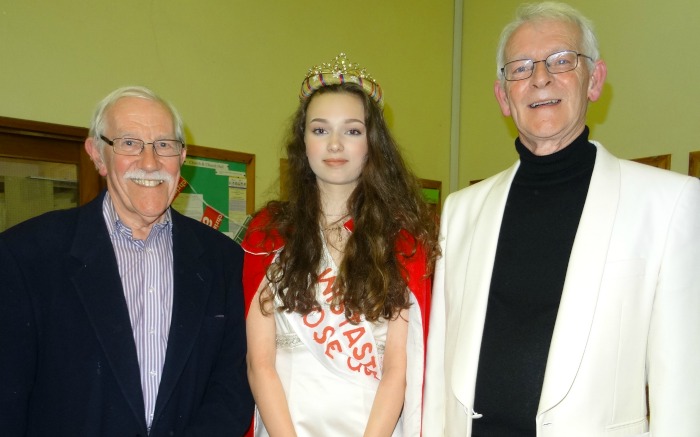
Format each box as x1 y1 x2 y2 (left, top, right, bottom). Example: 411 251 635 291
419 177 442 216
689 151 700 178
631 154 671 170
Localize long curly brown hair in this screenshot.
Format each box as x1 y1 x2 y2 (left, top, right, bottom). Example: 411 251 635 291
257 82 439 322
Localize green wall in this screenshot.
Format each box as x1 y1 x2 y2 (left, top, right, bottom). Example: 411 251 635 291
2 0 698 207
0 0 454 208
462 0 700 186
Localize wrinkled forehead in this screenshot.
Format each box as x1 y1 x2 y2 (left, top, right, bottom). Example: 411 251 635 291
506 19 583 59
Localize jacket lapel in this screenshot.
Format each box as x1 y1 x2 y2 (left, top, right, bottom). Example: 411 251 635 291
451 164 519 407
537 142 620 414
70 194 147 429
152 212 211 423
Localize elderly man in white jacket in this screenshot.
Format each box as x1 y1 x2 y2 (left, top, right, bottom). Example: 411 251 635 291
423 2 700 436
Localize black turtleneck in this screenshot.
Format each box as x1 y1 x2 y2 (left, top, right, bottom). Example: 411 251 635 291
472 128 596 437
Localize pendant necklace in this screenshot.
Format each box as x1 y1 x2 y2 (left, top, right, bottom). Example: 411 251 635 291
322 213 349 244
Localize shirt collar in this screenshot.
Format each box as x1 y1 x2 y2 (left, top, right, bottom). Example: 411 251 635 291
102 191 173 239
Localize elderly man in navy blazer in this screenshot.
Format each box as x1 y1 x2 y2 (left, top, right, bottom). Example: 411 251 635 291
0 86 253 436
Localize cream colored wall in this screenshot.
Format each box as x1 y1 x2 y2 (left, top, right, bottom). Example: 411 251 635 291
462 0 700 188
0 0 454 209
4 1 693 205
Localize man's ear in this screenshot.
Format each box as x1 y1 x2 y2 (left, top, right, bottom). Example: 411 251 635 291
85 137 108 177
587 59 607 102
494 79 512 116
179 146 187 166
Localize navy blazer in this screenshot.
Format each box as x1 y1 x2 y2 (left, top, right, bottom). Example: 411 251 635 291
0 192 253 437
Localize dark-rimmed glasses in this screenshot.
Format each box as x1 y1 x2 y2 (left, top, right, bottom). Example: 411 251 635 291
501 50 593 81
100 135 185 157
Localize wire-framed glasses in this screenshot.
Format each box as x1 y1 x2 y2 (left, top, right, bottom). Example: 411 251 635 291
501 50 593 81
100 135 185 157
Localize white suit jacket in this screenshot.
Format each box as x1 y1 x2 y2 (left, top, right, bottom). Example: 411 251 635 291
423 142 700 437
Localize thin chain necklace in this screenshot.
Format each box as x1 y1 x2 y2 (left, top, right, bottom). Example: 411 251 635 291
322 213 350 244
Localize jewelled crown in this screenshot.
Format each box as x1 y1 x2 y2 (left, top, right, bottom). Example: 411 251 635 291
299 53 384 108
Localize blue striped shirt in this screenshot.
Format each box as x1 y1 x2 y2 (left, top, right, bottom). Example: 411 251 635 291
102 193 174 430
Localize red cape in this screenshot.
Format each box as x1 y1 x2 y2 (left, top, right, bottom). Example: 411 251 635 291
241 209 431 341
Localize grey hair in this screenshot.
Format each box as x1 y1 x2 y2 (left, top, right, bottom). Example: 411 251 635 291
88 85 185 154
496 2 599 79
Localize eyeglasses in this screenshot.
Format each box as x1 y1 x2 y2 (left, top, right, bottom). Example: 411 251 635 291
100 135 185 157
501 50 593 81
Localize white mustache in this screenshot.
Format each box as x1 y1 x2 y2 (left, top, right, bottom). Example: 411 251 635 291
124 169 174 183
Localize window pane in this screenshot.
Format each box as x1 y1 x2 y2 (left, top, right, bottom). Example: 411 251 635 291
0 157 78 232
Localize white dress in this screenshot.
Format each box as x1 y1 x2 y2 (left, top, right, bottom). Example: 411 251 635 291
253 241 402 437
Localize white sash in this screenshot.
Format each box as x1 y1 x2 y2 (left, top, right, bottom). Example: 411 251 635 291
283 266 382 390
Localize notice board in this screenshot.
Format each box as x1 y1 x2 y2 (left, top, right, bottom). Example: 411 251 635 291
172 144 255 242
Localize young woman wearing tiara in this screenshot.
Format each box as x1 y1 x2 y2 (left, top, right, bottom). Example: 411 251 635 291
242 53 439 437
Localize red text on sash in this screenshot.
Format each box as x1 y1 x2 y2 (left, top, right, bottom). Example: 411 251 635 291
301 268 379 380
